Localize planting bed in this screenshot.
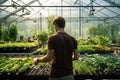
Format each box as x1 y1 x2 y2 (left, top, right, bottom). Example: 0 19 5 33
1 65 120 80
1 54 120 80
0 41 39 56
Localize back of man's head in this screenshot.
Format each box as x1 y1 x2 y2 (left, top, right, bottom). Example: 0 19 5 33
53 16 65 28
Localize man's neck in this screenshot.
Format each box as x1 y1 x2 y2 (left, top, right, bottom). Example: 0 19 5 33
57 28 64 33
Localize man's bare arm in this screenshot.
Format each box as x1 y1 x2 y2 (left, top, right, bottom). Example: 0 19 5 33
72 49 79 61
33 49 55 65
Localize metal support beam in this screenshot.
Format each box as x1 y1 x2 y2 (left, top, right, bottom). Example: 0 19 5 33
0 5 120 7
0 8 25 18
74 0 79 5
75 0 120 19
94 1 120 17
37 0 44 9
1 0 37 21
11 0 30 12
16 16 120 23
104 0 120 9
73 0 110 17
17 0 34 11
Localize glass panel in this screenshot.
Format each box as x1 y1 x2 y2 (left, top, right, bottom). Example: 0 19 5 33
0 11 9 18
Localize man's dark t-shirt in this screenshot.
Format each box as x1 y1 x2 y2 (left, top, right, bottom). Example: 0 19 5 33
48 32 77 78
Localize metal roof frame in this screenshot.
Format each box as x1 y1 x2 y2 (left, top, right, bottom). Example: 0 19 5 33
0 0 8 4
0 0 120 24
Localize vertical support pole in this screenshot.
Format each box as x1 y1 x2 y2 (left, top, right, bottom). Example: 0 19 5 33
40 12 42 31
70 7 71 34
56 7 57 16
38 12 39 32
48 9 49 15
35 14 36 33
79 0 81 36
81 6 83 37
61 0 63 16
103 19 106 37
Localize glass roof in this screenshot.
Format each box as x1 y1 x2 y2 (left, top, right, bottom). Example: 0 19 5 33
0 0 120 24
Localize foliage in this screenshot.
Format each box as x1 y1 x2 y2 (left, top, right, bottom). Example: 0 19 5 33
2 29 9 41
1 54 120 75
35 31 48 46
88 24 109 37
87 23 119 43
87 26 97 37
37 45 47 55
0 57 33 74
117 33 120 44
73 61 96 75
109 24 119 43
78 45 114 54
78 45 94 54
94 35 110 46
77 35 112 54
93 46 114 54
0 22 2 40
46 15 55 36
86 37 98 45
77 35 110 46
73 54 120 75
9 24 18 41
20 35 24 41
82 54 120 75
0 40 38 48
77 37 87 45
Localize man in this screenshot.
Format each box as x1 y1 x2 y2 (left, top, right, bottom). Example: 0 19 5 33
33 16 79 80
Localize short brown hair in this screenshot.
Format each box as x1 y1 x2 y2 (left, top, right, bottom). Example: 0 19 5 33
53 16 65 28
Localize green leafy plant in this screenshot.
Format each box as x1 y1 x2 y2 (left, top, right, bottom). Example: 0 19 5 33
77 35 112 54
2 29 9 41
117 33 120 44
95 35 110 46
78 45 94 54
73 61 96 75
37 45 47 55
82 54 120 75
9 24 18 41
35 31 48 46
77 35 110 46
0 22 2 40
87 23 119 44
77 37 87 45
0 57 33 74
0 41 38 48
46 15 55 36
20 35 24 41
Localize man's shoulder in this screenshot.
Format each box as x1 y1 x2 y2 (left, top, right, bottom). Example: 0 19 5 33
66 33 77 40
68 35 77 42
48 33 57 39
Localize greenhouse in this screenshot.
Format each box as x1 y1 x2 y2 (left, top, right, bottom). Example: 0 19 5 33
0 0 120 79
